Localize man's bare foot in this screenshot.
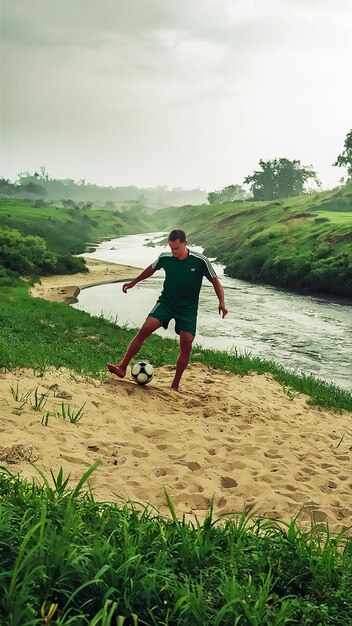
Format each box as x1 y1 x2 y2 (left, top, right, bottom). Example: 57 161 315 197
170 385 180 392
107 363 126 378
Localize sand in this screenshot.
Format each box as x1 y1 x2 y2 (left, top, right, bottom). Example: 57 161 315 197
1 258 351 532
1 364 351 532
29 257 141 303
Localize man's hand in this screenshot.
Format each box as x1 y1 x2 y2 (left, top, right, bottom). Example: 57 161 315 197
219 303 228 318
212 277 228 319
122 265 155 293
122 281 134 293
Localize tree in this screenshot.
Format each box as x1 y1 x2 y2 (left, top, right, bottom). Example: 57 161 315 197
333 129 352 180
18 181 47 196
0 177 18 197
208 184 247 204
243 158 320 201
0 227 47 274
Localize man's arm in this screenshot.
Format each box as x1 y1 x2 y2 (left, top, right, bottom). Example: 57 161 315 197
122 265 156 293
211 276 228 318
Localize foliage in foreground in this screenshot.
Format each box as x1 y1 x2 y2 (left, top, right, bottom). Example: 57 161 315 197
0 286 351 412
0 465 351 626
0 226 87 286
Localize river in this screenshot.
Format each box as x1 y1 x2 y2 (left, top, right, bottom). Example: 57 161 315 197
73 232 352 392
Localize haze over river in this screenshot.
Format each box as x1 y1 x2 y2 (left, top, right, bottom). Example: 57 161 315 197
74 233 352 392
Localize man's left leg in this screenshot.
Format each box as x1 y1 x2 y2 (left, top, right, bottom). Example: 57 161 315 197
171 331 194 391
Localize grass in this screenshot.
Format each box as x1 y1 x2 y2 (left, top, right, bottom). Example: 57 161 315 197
154 183 352 297
0 197 152 256
8 381 86 425
0 286 351 412
0 464 351 625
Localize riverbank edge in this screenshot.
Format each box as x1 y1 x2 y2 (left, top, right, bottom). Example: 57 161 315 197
29 257 142 304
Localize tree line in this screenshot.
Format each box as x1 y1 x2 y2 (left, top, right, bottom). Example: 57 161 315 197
1 130 351 207
0 167 206 209
208 129 352 204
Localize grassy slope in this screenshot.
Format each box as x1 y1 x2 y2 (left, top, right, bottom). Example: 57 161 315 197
154 184 352 297
0 198 152 255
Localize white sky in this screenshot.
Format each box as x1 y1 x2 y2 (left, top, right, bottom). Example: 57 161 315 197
1 0 351 191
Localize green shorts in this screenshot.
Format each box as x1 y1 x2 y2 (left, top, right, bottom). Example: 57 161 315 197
149 300 197 336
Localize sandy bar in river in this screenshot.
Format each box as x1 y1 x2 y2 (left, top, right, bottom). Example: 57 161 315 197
29 257 141 303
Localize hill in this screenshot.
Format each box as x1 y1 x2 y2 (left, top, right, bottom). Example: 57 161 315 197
0 197 153 285
154 184 352 298
0 198 152 255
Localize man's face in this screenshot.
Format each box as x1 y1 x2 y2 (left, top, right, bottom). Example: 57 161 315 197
168 238 187 258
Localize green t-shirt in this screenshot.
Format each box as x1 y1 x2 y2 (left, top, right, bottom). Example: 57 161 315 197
152 250 217 313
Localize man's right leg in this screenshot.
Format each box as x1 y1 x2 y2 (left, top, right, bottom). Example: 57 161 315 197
108 317 163 378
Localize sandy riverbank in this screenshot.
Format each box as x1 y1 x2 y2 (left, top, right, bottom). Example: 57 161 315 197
3 259 347 531
29 257 141 303
1 364 351 532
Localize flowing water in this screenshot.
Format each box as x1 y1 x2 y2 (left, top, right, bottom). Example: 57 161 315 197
73 232 352 391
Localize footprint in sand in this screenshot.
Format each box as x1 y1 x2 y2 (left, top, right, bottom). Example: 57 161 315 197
177 460 202 471
264 450 282 459
153 467 168 477
221 476 238 488
283 484 297 492
60 454 86 464
174 481 188 491
156 443 179 454
186 399 204 408
132 449 149 458
237 423 252 430
55 435 67 443
320 481 338 493
139 428 169 439
301 466 317 476
231 461 247 470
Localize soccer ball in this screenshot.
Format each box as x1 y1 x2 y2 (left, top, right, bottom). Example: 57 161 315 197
131 361 154 385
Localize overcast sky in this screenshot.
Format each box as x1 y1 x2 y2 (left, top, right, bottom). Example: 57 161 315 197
1 0 351 191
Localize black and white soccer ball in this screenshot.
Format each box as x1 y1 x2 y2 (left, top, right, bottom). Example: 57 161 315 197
131 361 154 385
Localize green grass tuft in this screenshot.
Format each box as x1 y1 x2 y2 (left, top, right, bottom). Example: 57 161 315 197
0 466 351 625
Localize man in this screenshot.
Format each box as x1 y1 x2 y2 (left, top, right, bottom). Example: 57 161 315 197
108 228 228 391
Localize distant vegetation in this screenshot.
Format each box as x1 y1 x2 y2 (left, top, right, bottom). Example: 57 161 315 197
0 198 152 286
154 183 352 298
333 128 352 181
207 129 351 203
0 167 207 211
243 157 320 201
207 184 249 204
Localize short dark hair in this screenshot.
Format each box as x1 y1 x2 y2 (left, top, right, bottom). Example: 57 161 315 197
168 229 186 243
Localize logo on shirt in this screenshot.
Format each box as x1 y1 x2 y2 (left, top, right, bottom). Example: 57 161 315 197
191 268 196 271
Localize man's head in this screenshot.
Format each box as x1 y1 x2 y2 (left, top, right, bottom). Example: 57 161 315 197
168 229 188 258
